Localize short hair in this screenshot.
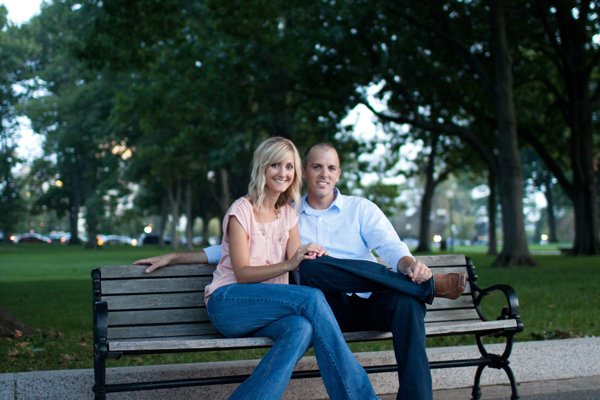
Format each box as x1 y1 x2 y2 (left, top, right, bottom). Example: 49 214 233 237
248 137 302 210
302 142 338 169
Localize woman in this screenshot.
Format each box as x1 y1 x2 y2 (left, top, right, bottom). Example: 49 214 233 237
202 137 377 399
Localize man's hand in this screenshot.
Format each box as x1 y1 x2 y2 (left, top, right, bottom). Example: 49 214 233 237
133 254 174 274
133 251 209 273
398 257 432 284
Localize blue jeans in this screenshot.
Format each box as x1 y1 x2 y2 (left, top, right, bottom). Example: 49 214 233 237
207 283 378 400
299 256 433 400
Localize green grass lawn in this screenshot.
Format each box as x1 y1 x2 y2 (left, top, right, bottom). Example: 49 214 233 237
1 243 599 372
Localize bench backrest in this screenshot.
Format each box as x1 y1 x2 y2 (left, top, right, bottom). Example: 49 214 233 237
92 254 478 342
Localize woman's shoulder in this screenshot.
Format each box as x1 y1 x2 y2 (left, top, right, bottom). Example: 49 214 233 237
279 203 299 226
225 196 254 221
228 196 252 211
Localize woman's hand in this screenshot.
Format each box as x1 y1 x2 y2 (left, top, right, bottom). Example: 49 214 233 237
288 243 328 271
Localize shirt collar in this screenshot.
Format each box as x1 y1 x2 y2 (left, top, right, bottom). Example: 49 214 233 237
300 188 343 215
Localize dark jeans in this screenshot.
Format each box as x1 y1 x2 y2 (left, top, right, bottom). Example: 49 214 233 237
299 255 433 400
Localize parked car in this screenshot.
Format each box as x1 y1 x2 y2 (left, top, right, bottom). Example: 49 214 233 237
49 232 70 244
137 233 172 246
97 235 135 246
14 233 52 244
0 233 15 243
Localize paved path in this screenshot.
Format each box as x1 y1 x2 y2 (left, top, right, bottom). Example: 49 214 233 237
429 375 600 400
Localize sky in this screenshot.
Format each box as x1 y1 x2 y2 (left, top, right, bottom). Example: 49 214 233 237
2 0 42 25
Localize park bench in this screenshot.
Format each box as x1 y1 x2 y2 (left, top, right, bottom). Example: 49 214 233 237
91 254 523 400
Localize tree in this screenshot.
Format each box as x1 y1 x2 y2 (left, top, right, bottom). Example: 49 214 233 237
319 0 535 265
25 1 128 246
0 7 31 240
77 0 359 237
516 0 600 254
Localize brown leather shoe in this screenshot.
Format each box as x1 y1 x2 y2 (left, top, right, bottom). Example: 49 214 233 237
434 272 467 300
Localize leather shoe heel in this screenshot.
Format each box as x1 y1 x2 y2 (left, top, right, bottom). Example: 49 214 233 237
434 272 467 300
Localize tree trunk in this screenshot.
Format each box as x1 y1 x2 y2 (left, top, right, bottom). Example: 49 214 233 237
185 179 193 251
218 169 232 217
416 136 439 253
0 305 37 338
158 195 168 249
487 170 498 255
489 0 534 266
415 182 434 253
567 86 599 254
168 180 182 250
68 167 81 245
201 214 211 246
83 161 99 250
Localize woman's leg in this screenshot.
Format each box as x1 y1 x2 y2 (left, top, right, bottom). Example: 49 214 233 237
207 283 378 400
230 315 313 400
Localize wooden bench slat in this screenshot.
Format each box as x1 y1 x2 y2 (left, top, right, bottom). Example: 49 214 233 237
103 292 205 310
108 308 208 326
414 255 468 267
106 304 481 327
108 323 219 340
425 319 518 336
108 319 518 352
110 336 275 352
426 295 475 310
101 277 212 295
100 264 215 279
425 308 481 323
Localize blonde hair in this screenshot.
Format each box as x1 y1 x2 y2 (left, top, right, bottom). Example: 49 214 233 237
248 137 302 210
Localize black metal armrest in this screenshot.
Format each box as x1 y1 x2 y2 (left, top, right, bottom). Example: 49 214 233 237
93 301 109 358
475 284 522 329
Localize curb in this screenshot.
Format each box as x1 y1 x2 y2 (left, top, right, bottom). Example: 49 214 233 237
1 337 599 399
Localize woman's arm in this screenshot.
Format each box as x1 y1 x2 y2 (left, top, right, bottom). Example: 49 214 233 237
229 218 324 283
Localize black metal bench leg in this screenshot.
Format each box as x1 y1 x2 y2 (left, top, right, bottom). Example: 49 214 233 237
471 364 484 400
471 361 520 400
502 364 520 400
93 354 107 400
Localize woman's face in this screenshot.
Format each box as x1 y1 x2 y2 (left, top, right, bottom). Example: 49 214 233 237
264 151 295 196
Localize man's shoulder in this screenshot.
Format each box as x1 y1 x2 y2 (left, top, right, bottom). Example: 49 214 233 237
339 193 379 210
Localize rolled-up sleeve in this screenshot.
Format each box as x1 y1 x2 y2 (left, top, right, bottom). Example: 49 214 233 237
204 245 222 264
359 200 414 272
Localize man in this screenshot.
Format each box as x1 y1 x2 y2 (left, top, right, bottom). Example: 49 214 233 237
135 143 465 400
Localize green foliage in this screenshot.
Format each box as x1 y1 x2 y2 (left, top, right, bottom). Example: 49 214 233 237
0 11 37 237
6 1 599 258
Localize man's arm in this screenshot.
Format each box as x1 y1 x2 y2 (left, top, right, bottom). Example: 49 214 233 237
133 245 223 273
359 200 413 270
359 200 432 283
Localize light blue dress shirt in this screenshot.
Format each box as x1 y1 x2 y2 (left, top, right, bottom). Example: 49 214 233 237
205 189 415 298
297 189 413 271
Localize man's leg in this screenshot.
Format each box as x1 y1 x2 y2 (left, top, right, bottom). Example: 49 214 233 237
355 291 432 400
300 255 434 304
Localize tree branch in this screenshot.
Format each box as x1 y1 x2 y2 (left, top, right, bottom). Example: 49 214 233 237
360 97 498 173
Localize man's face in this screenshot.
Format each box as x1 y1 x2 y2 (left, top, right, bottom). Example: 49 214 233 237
302 147 342 202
